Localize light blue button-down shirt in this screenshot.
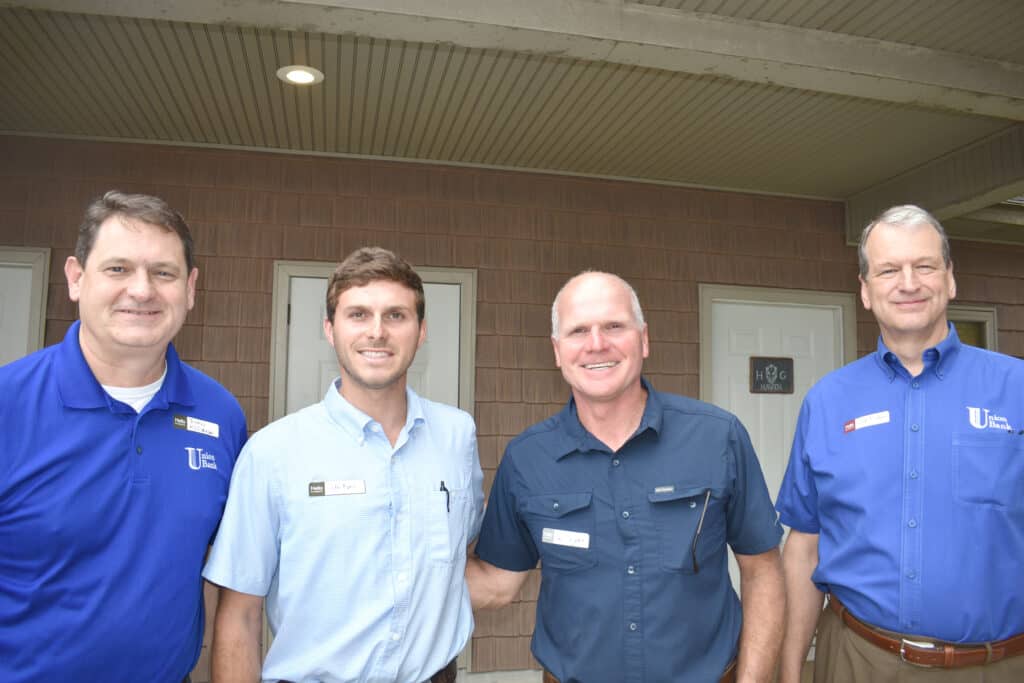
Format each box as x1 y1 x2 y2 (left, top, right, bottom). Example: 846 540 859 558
204 381 484 683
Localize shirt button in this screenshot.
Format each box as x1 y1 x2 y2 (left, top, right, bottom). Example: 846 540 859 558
391 632 400 641
911 424 920 432
908 519 918 528
136 446 143 454
689 501 697 508
397 572 408 583
907 570 917 580
552 502 560 511
909 471 919 479
628 622 638 631
612 459 620 467
622 511 631 519
912 381 920 389
627 565 636 575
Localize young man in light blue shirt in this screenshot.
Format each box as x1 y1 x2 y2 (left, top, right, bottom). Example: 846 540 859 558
204 247 484 683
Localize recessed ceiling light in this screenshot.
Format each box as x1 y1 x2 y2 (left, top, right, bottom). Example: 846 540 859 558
276 65 324 85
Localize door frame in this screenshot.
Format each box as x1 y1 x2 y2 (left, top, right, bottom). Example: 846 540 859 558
0 246 50 358
698 284 858 403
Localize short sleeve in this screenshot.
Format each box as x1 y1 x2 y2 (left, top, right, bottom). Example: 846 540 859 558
775 398 821 534
473 447 539 572
725 417 784 555
467 421 485 542
202 437 281 596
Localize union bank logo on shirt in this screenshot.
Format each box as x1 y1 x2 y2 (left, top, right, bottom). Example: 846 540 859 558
966 406 1014 431
185 446 219 471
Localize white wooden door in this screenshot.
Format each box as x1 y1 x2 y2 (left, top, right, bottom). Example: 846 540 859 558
0 248 49 365
700 285 855 593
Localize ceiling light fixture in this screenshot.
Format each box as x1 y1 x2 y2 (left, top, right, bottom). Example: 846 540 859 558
276 65 324 85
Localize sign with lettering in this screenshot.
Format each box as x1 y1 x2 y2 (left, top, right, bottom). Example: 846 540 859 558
750 357 794 394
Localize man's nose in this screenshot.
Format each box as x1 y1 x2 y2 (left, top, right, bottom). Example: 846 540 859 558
898 265 920 290
585 326 608 350
126 271 154 299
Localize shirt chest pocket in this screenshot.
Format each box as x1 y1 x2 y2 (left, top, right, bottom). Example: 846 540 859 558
648 485 726 574
522 492 597 573
427 485 472 566
953 432 1024 510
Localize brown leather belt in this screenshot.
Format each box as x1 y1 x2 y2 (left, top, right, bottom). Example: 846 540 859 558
543 659 736 682
829 596 1024 668
279 658 455 683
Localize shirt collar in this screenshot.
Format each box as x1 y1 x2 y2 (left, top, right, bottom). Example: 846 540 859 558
55 320 193 411
873 321 960 381
322 379 426 446
552 376 663 460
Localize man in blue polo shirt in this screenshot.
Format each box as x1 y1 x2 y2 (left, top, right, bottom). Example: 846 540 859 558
0 191 247 683
468 271 785 683
204 247 483 683
776 205 1024 682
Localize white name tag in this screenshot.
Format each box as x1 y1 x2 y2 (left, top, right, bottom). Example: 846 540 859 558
186 416 220 438
326 479 366 495
309 479 366 496
542 527 590 549
844 410 890 433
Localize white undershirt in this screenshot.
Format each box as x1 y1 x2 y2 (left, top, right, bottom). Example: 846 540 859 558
102 366 167 413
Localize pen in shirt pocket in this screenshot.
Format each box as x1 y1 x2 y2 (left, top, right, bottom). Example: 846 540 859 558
440 480 450 512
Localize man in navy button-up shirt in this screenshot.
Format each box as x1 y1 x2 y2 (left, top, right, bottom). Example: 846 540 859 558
469 271 785 683
777 205 1024 682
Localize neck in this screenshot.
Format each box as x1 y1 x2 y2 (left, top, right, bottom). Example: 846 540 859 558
574 382 648 452
78 330 167 387
881 322 949 377
339 378 409 446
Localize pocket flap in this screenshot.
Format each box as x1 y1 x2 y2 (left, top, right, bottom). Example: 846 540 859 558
523 492 593 518
647 485 720 504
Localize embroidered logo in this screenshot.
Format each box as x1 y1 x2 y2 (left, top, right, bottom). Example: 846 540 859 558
185 446 219 471
966 407 1013 431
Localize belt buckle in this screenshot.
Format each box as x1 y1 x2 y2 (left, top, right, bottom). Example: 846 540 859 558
899 638 937 667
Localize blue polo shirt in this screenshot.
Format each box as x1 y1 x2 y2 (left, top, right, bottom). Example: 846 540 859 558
776 325 1024 642
0 321 247 683
475 379 783 683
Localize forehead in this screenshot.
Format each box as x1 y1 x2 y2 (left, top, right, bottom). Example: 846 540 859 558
865 221 943 262
91 216 185 264
557 275 635 325
337 278 418 307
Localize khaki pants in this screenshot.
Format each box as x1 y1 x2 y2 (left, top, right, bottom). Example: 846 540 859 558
813 606 1024 683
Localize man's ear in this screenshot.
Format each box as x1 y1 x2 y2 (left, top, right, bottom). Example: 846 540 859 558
65 256 84 302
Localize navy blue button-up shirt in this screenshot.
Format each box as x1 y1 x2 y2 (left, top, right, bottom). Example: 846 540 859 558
777 325 1024 642
476 379 783 683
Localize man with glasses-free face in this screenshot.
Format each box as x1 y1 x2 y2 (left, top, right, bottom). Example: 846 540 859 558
0 191 247 683
204 247 483 683
468 271 785 683
776 205 1024 682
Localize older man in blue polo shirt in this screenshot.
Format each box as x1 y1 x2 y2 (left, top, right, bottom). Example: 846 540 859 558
0 191 248 683
468 271 785 683
776 205 1024 682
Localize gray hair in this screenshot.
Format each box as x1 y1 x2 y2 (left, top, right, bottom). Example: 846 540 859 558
551 271 646 339
858 204 951 278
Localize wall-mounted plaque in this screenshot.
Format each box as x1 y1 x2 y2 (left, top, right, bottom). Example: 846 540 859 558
750 357 794 394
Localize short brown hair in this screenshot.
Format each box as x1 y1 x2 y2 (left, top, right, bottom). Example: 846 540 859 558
76 190 195 271
325 247 425 322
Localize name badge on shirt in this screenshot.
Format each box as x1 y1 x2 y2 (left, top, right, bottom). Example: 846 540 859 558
173 414 220 438
542 527 590 549
308 479 367 496
843 410 890 433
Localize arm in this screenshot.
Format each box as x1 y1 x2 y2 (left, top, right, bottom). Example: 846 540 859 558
734 547 786 683
777 530 824 683
211 587 264 683
465 556 530 610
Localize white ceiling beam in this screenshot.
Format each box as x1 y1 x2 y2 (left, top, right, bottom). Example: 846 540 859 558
8 0 1024 121
845 124 1024 243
